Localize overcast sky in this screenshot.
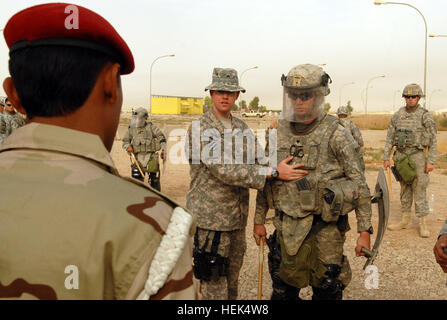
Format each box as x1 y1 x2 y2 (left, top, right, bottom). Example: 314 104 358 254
1 0 447 112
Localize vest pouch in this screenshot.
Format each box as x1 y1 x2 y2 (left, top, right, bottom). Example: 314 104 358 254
146 153 159 173
299 190 317 212
132 137 143 153
396 154 417 184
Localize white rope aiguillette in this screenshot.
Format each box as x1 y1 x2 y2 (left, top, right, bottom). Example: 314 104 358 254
137 207 192 300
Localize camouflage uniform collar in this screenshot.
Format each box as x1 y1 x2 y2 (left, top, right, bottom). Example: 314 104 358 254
0 122 117 171
208 108 233 133
405 104 420 113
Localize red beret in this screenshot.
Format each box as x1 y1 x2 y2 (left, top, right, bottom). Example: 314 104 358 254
3 2 134 74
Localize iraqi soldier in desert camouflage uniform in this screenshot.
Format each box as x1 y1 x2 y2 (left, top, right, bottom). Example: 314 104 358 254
253 64 372 300
122 107 166 191
186 67 302 300
383 84 437 238
0 3 195 300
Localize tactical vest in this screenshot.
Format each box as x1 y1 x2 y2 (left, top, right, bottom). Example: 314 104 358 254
393 107 430 150
130 123 160 153
266 115 358 221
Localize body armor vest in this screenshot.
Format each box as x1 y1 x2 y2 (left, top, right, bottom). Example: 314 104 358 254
267 114 357 219
393 107 430 150
130 123 160 153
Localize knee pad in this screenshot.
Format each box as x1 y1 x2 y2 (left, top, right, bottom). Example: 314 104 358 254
131 164 144 181
312 264 344 300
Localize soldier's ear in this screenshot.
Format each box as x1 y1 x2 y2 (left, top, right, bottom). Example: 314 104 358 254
3 77 26 115
102 62 121 104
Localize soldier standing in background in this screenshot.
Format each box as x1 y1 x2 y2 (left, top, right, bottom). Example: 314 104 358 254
122 107 166 191
186 67 302 300
336 106 365 171
383 84 437 238
0 98 6 145
254 64 372 300
2 97 26 137
0 3 195 300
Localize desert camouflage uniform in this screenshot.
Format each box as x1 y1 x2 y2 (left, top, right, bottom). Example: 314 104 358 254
383 105 437 218
122 120 166 190
186 107 267 300
0 123 195 300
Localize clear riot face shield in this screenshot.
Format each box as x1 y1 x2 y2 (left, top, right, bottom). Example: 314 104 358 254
282 87 325 123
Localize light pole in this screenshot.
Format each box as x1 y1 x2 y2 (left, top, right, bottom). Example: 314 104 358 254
374 1 428 107
429 89 442 110
339 82 355 108
240 66 258 84
393 89 401 112
365 75 385 115
149 54 175 118
430 34 447 38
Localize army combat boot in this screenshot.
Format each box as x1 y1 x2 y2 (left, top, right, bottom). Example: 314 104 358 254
388 211 411 231
418 216 430 238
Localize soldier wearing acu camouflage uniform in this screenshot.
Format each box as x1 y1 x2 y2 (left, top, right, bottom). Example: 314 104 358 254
0 97 7 145
187 68 301 300
336 106 365 171
0 3 195 300
383 84 437 238
122 107 166 191
2 97 26 137
254 64 372 300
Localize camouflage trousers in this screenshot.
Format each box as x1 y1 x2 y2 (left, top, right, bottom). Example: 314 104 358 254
276 215 352 291
393 150 429 217
195 228 246 300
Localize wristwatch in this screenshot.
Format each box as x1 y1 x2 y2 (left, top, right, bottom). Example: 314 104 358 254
270 167 279 179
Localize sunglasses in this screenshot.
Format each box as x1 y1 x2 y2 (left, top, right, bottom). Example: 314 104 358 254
289 91 314 101
404 95 419 99
6 104 12 106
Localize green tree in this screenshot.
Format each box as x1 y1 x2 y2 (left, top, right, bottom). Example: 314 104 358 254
232 104 239 111
324 102 331 113
346 100 354 114
259 105 267 113
249 96 260 111
204 96 213 112
239 100 247 110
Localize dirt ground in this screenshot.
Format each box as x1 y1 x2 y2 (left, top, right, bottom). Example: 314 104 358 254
111 114 447 300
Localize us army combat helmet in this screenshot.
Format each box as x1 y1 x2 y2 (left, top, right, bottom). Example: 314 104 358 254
336 106 349 116
281 64 331 123
402 83 424 98
205 68 246 93
133 107 148 128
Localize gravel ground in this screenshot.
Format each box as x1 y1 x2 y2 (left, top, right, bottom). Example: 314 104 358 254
112 116 447 300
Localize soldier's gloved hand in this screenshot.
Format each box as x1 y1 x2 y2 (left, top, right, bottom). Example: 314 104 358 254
355 231 371 257
433 234 447 273
425 163 434 174
126 145 133 154
160 149 165 160
253 224 267 246
277 156 308 181
383 160 390 169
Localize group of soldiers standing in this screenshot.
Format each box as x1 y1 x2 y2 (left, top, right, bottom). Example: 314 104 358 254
0 2 446 301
